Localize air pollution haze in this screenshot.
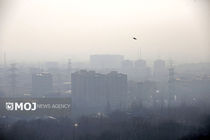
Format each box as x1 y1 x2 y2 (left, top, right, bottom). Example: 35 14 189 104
0 0 209 63
1 1 210 140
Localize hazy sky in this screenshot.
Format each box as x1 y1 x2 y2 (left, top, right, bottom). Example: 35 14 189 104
0 0 209 63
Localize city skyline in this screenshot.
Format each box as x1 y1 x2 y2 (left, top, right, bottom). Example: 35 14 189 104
0 0 210 140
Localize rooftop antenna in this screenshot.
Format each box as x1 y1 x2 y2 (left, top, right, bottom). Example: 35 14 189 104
133 37 141 60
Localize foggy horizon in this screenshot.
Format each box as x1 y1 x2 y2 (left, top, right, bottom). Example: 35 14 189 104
0 0 209 64
1 1 210 140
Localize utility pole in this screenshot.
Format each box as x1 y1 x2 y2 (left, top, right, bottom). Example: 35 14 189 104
67 59 72 80
67 59 72 91
8 63 17 96
168 62 175 108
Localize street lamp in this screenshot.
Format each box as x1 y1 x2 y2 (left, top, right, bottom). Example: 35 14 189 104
74 123 78 127
73 123 78 140
156 90 160 93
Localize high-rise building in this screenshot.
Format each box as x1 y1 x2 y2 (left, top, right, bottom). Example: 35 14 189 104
71 70 127 116
90 55 124 70
121 60 133 71
106 71 128 109
32 72 53 96
153 59 168 81
135 59 146 68
45 61 59 70
121 60 134 80
133 59 150 82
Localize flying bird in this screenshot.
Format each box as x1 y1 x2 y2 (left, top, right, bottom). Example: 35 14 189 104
133 37 137 40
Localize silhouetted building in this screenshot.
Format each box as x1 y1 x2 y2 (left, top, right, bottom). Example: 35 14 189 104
106 71 128 109
45 61 59 70
32 72 53 96
121 60 133 71
153 59 167 81
71 70 127 116
90 55 124 70
133 59 150 82
135 59 146 68
128 81 157 107
174 76 210 106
